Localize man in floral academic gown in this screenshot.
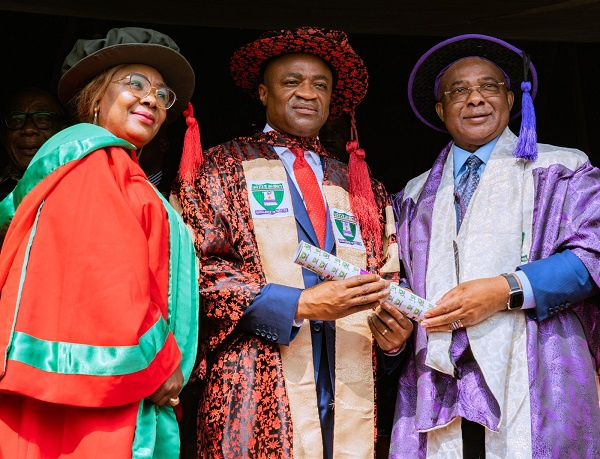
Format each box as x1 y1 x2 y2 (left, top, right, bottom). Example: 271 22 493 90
174 26 413 458
390 34 600 458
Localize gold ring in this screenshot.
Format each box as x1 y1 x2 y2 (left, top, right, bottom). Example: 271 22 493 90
169 396 180 406
382 328 389 336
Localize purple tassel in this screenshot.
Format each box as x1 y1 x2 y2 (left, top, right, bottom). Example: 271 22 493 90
513 81 538 161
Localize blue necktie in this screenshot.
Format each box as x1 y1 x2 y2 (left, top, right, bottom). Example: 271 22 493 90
452 154 483 377
455 155 483 229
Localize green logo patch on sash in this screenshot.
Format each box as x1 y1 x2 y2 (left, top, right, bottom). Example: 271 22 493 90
333 210 357 242
252 183 287 214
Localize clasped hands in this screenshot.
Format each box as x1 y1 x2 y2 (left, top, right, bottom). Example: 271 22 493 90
296 274 413 352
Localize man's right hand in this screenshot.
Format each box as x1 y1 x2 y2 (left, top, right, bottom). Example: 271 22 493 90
295 274 389 321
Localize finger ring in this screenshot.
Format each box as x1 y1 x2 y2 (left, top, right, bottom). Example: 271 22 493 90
382 328 389 336
169 396 180 406
450 319 464 330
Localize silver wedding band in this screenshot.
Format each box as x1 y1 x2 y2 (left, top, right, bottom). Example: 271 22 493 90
450 319 464 330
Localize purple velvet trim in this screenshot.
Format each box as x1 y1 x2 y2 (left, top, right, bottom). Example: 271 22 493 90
408 33 539 132
408 51 447 133
391 151 600 457
390 145 452 457
433 56 511 100
392 141 451 296
513 81 538 161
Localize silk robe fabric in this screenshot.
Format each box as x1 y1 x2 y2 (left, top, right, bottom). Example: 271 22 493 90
390 128 600 458
173 131 399 458
0 124 199 458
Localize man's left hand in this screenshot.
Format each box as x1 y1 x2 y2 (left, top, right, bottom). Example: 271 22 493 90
368 302 413 352
420 277 508 332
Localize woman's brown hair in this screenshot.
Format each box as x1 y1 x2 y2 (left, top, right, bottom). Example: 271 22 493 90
74 64 128 123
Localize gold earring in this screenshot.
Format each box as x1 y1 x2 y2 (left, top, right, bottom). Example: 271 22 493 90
93 107 99 125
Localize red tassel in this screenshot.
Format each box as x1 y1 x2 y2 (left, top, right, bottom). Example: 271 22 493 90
178 102 203 183
346 113 382 258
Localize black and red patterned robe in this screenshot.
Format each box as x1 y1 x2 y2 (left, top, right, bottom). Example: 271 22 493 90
174 131 399 458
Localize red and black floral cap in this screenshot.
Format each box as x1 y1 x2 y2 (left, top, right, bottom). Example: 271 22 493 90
230 26 368 119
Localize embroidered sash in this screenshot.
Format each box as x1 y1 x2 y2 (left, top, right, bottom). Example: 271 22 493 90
423 130 532 456
242 157 375 459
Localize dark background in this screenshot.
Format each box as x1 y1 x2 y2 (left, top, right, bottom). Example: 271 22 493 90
1 6 599 193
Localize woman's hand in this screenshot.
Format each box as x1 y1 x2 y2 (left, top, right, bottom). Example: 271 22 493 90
148 365 184 406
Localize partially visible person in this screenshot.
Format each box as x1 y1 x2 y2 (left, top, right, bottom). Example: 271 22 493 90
390 34 600 458
0 87 65 199
0 27 198 458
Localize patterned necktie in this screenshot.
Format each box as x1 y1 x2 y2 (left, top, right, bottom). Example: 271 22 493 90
454 154 483 228
451 155 483 374
289 148 327 248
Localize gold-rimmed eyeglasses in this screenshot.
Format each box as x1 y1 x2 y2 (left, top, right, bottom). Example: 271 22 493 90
443 82 507 103
114 73 177 110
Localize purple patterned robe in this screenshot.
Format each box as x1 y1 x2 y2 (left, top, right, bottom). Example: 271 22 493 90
390 140 600 458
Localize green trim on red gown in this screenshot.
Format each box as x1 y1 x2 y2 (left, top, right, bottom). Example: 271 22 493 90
0 123 198 458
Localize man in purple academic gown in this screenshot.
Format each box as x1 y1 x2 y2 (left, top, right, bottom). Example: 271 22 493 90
390 34 600 458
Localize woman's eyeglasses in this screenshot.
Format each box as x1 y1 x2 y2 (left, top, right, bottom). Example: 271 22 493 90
114 73 177 110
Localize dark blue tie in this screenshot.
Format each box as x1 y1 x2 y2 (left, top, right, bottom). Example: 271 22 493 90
455 155 483 229
452 155 483 376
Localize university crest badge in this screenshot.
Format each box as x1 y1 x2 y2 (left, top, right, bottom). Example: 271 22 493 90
247 180 293 218
331 208 365 250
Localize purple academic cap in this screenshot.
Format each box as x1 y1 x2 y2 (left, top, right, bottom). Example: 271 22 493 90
408 34 539 160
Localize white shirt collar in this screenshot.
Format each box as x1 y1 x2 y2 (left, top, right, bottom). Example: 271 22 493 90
263 124 322 167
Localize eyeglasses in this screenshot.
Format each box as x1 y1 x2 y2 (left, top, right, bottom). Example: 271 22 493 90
443 82 507 103
114 73 177 110
4 111 62 130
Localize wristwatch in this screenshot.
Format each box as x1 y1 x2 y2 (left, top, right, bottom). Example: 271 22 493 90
500 273 524 310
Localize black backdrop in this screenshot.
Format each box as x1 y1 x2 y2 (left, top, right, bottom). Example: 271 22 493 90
3 10 599 193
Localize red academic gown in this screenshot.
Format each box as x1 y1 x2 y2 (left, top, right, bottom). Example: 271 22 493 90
0 124 198 458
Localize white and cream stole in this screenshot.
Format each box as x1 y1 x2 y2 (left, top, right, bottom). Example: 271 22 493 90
402 128 588 458
242 155 398 459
